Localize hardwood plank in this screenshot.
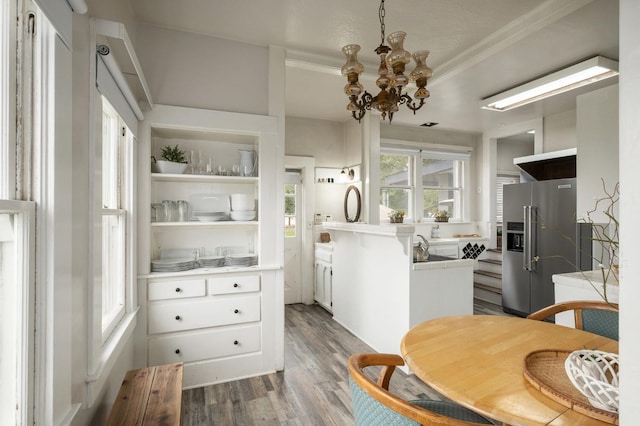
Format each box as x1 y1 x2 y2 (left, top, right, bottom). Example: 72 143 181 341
143 362 183 426
181 302 505 425
107 366 155 426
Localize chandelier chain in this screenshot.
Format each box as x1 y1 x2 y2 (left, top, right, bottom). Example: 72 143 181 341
379 0 386 45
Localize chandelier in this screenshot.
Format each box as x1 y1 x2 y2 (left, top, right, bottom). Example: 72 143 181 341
341 0 433 123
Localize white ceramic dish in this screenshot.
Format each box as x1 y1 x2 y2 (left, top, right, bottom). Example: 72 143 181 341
231 194 255 211
230 210 256 221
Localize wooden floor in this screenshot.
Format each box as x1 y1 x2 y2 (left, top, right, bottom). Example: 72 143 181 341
181 301 507 425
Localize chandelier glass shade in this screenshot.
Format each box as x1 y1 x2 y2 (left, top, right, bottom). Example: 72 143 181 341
341 0 432 122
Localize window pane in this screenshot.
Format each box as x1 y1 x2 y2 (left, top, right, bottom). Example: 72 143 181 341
102 213 124 334
423 189 457 218
422 158 456 187
102 99 120 209
284 184 296 237
421 157 462 219
380 188 409 221
0 213 18 423
380 154 410 186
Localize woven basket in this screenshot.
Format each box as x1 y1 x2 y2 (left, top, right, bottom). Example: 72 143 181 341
565 350 619 413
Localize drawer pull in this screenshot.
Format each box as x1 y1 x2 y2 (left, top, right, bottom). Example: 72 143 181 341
175 349 181 354
175 315 181 320
175 287 181 292
233 283 239 288
234 340 239 345
234 309 239 314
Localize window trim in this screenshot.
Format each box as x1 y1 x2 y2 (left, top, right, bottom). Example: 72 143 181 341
86 52 138 404
0 200 36 426
380 145 471 222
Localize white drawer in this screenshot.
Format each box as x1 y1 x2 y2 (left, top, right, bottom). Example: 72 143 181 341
148 278 207 301
148 324 261 365
148 294 261 334
208 274 260 295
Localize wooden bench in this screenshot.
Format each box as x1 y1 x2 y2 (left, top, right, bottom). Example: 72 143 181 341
106 363 183 426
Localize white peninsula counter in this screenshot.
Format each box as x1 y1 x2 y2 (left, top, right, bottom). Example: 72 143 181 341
322 223 474 360
553 269 619 328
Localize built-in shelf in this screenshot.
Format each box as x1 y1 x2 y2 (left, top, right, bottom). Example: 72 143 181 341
151 173 259 184
151 221 258 229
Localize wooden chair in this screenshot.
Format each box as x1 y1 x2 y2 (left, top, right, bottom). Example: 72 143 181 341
527 300 619 341
348 353 493 426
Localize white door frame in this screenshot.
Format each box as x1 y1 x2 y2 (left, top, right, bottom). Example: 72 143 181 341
285 155 315 305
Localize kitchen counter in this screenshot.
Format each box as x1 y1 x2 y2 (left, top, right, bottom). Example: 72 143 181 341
553 269 619 328
324 223 474 369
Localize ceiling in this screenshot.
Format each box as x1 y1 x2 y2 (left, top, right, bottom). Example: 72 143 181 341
129 0 619 134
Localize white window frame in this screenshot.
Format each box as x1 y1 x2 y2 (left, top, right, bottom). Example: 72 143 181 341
100 98 128 342
419 150 470 221
0 201 36 426
379 146 471 222
379 148 415 221
86 37 138 404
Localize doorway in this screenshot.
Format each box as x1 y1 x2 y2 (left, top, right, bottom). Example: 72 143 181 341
283 156 316 305
284 171 302 303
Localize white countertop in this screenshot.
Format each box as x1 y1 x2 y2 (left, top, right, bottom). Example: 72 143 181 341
412 258 474 271
553 269 619 301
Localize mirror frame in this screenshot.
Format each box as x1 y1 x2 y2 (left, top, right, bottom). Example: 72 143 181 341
344 185 362 223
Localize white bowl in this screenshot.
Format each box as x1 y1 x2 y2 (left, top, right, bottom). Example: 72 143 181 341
155 160 188 174
565 349 619 412
231 194 255 211
230 210 256 221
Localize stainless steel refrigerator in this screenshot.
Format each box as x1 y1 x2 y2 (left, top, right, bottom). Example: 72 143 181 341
502 178 592 317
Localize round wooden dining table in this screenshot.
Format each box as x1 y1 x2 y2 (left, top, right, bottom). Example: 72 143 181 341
400 315 618 426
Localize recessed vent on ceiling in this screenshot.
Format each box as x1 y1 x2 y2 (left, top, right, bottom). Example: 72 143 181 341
421 122 438 127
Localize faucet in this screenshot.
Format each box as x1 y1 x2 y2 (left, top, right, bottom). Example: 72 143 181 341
416 234 430 258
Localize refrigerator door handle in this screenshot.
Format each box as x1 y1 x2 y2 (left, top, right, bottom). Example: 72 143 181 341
523 206 529 271
524 205 536 272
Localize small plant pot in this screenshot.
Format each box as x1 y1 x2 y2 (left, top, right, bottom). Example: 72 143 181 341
434 217 449 222
156 160 188 174
390 217 404 224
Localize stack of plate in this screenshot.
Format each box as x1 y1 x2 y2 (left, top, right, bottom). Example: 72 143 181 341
225 253 258 267
192 211 229 222
230 210 256 221
198 255 225 268
230 194 256 221
151 257 197 272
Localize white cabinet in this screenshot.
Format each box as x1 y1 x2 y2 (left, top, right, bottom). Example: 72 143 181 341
429 243 458 258
136 105 283 388
314 243 333 312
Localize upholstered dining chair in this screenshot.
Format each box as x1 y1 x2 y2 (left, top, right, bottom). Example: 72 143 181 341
348 353 493 426
527 300 619 341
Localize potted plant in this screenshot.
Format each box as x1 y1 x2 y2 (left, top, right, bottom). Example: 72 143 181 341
434 210 449 222
152 145 188 174
389 210 405 224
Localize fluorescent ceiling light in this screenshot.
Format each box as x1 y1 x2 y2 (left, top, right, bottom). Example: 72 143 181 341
481 56 618 112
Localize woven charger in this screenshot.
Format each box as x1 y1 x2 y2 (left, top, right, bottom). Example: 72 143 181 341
523 350 619 425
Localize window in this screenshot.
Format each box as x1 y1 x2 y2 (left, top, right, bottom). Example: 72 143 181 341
100 97 130 341
284 184 296 237
380 147 470 222
379 152 412 221
420 151 469 220
495 174 519 224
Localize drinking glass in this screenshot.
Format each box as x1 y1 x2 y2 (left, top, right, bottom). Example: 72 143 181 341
177 200 189 222
162 200 176 222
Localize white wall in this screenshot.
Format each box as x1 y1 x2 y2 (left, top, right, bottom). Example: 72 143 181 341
619 0 640 420
285 116 345 166
135 24 269 115
543 109 577 151
497 139 534 173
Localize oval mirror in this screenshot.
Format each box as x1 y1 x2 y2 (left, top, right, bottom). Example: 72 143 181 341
344 185 362 223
